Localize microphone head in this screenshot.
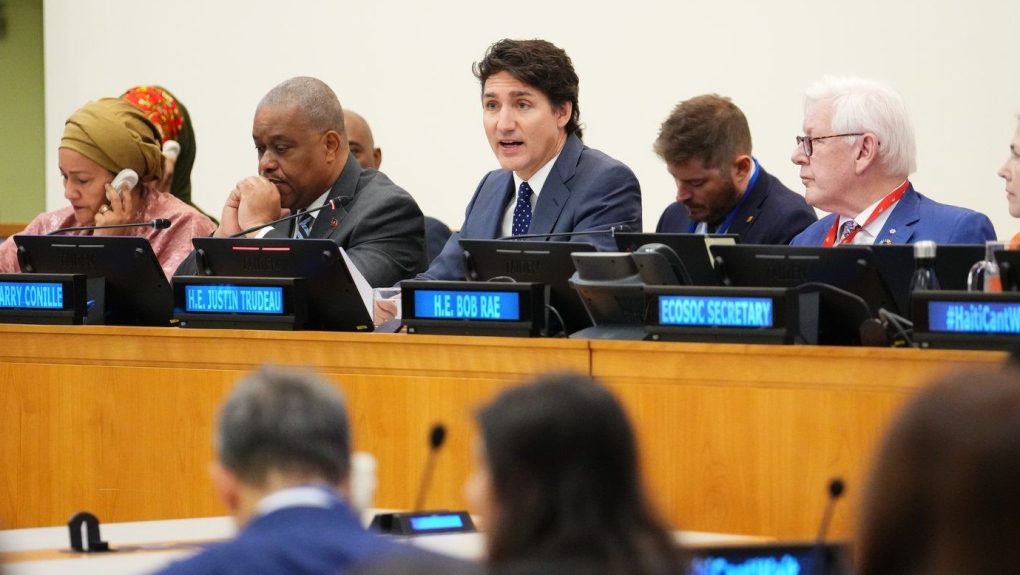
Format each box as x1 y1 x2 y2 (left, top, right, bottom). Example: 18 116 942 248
152 218 172 229
828 478 845 499
429 423 446 450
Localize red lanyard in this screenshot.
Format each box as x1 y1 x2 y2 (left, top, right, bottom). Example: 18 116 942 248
823 181 909 247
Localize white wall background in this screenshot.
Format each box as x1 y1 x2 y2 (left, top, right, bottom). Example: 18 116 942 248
43 0 1019 239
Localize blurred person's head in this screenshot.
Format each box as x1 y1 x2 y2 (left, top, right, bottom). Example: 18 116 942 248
856 367 1020 575
791 76 916 218
467 372 683 575
254 77 349 212
474 39 581 181
344 110 382 170
653 94 755 225
211 366 351 527
998 117 1020 218
59 98 164 225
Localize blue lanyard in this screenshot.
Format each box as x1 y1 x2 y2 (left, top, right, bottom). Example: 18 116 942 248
688 159 760 234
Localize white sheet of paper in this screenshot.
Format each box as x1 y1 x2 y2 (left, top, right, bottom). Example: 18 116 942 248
339 247 373 315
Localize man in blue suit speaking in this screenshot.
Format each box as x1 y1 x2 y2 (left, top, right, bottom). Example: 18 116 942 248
790 76 995 246
416 38 643 281
152 367 394 575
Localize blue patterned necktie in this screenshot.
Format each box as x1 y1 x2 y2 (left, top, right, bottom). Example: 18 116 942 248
294 210 314 239
512 182 534 236
838 220 859 244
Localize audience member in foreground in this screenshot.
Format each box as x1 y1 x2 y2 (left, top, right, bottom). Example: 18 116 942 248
151 367 394 575
467 372 685 575
790 76 995 246
654 94 816 244
174 77 426 287
856 367 1020 575
0 98 215 279
343 109 452 264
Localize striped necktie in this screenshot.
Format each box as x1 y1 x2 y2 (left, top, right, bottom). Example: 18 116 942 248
294 210 314 239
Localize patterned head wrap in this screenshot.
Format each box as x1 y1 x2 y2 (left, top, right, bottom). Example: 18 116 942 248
121 85 184 143
122 85 197 203
60 98 163 182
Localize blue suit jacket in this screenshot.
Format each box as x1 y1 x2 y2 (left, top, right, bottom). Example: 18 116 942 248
152 503 396 575
655 164 817 245
418 134 642 281
790 185 996 245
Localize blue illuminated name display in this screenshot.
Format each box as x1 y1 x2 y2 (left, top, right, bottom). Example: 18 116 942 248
0 281 65 310
658 296 773 328
414 290 520 321
184 285 284 315
690 554 803 575
408 514 465 531
928 301 1020 334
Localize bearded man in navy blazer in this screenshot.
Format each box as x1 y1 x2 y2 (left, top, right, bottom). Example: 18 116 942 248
790 76 995 246
152 367 395 575
416 38 642 281
654 94 816 244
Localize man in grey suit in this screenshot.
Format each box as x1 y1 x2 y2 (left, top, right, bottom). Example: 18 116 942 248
176 77 426 287
417 38 642 281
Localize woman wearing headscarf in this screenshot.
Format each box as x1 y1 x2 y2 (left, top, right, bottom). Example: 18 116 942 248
0 98 216 279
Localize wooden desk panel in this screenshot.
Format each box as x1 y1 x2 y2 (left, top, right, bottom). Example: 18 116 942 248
590 341 1007 539
0 325 589 529
1 324 1008 539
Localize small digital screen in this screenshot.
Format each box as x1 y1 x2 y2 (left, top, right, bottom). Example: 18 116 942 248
0 281 65 310
658 295 773 328
690 553 811 575
184 285 284 315
927 301 1020 334
413 290 520 321
409 514 465 531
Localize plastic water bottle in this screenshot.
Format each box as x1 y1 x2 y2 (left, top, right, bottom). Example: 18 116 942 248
910 240 941 291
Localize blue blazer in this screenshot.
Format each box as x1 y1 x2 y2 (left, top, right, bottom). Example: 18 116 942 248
418 133 642 281
655 164 817 245
152 503 397 575
790 185 996 245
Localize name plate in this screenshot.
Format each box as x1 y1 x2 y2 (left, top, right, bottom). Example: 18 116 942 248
369 510 477 536
173 276 307 330
912 290 1020 350
644 286 793 344
401 280 548 337
0 273 92 325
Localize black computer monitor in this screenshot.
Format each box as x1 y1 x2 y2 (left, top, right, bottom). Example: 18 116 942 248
13 235 173 326
459 239 596 336
709 244 895 346
710 244 896 316
687 541 849 575
870 244 985 313
615 232 737 286
186 237 373 332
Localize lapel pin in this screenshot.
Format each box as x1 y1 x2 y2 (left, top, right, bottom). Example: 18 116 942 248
746 215 754 223
881 239 893 245
330 217 338 228
889 228 897 234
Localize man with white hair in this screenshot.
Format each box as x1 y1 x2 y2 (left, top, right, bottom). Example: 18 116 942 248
790 76 995 246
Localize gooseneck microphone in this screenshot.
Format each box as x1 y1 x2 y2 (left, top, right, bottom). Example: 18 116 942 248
497 224 632 241
47 218 171 236
229 196 352 238
413 423 447 511
811 477 845 575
